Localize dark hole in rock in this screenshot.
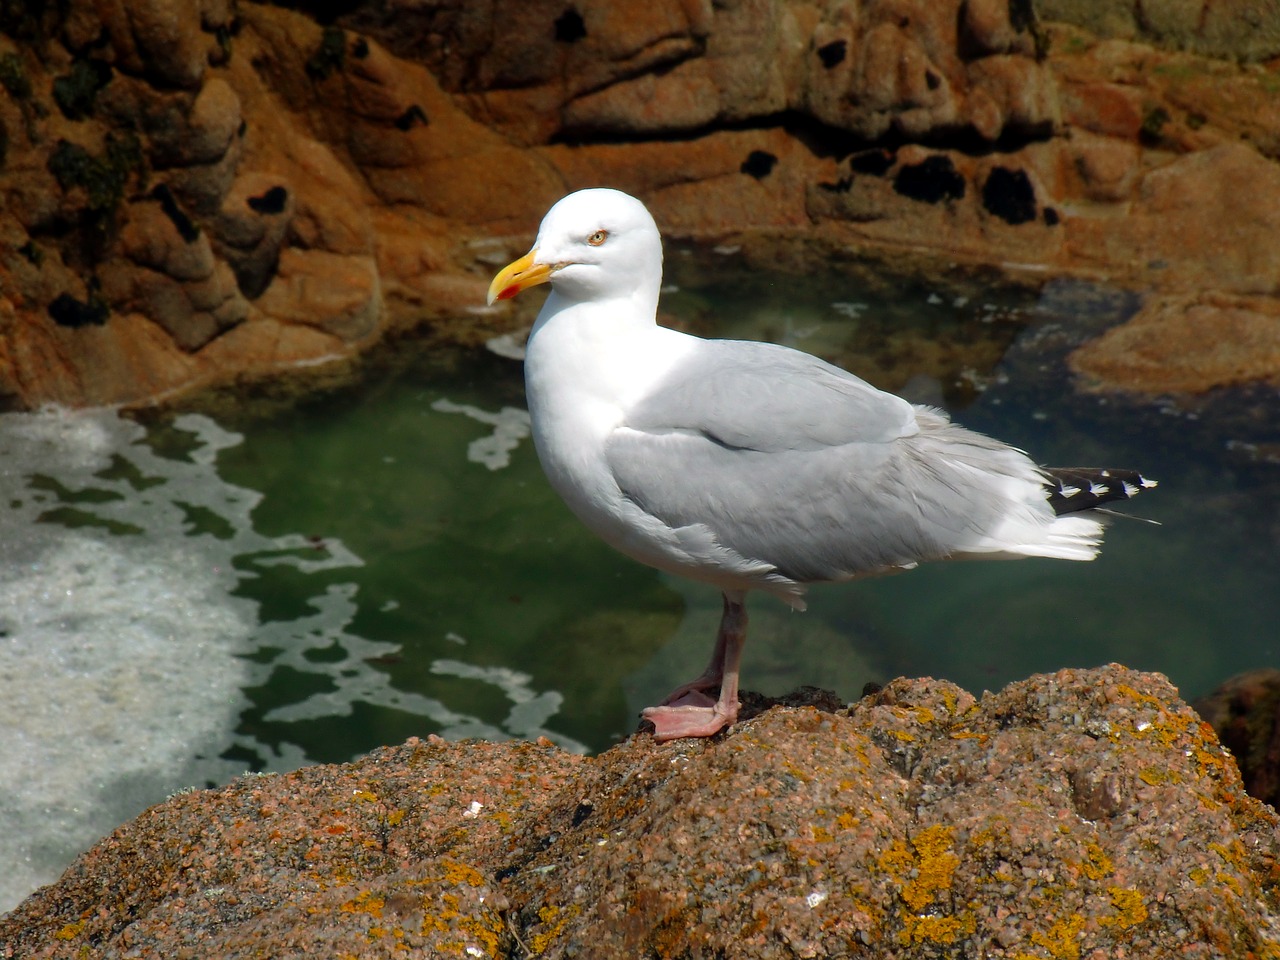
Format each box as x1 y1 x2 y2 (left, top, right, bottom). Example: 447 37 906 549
49 291 108 328
982 166 1037 225
850 149 894 176
247 186 289 215
740 150 778 179
817 39 847 68
554 8 586 43
893 155 965 204
394 104 429 131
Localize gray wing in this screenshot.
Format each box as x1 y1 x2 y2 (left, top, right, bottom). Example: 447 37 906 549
605 339 1023 582
622 339 918 451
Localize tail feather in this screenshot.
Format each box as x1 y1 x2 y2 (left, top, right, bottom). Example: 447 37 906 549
1043 467 1158 516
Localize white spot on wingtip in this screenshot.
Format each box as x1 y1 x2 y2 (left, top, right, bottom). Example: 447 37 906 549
1140 476 1159 488
1088 481 1106 496
1122 481 1138 497
1059 485 1082 498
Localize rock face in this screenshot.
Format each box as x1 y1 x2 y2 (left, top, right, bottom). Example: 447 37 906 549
0 1 554 409
1196 670 1280 812
5 665 1280 958
4 1 1280 408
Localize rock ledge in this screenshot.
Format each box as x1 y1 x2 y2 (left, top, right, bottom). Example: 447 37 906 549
4 665 1279 958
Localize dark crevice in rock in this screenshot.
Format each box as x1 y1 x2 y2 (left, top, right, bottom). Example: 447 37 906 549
551 107 1056 168
393 104 429 131
151 183 200 242
48 286 109 328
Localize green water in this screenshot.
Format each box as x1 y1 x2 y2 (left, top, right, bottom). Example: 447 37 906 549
205 268 1278 761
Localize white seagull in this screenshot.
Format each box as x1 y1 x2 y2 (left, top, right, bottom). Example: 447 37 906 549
487 188 1156 742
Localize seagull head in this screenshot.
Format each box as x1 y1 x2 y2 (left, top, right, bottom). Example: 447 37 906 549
487 188 664 307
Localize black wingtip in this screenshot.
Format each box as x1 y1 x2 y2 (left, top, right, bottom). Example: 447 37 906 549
1043 467 1158 516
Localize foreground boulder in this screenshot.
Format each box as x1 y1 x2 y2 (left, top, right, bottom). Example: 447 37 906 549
5 665 1278 958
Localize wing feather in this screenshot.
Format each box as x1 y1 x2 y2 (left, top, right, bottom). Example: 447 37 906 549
604 342 1068 583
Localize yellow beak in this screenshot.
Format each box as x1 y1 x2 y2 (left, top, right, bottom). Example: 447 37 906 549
487 249 554 305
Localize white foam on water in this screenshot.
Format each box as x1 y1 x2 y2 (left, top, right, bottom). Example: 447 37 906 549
429 399 531 470
0 408 260 912
0 405 578 915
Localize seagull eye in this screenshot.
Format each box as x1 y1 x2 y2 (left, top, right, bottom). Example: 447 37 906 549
587 229 608 246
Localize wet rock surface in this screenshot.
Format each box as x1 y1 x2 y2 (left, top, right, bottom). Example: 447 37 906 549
5 665 1279 958
3 1 1280 408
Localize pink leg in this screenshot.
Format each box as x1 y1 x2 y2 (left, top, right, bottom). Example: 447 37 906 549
651 622 729 709
642 592 747 741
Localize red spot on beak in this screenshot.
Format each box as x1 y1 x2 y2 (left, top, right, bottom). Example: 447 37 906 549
498 285 520 301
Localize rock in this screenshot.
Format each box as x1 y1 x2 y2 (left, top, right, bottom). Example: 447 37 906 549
4 665 1278 957
254 248 382 342
8 0 1280 409
119 194 215 282
176 76 242 165
1195 670 1280 810
1070 292 1280 394
1038 0 1280 61
1132 143 1280 292
959 0 1035 57
1066 130 1142 201
211 171 295 299
97 0 211 89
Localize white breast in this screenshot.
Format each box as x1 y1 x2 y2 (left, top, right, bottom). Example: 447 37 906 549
523 293 696 552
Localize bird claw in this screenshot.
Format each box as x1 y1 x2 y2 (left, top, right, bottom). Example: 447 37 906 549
641 702 737 741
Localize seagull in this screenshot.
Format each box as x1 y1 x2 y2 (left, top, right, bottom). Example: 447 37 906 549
487 188 1156 742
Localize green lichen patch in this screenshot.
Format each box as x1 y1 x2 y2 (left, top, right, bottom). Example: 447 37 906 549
306 26 347 81
52 58 113 120
0 51 31 98
47 134 144 215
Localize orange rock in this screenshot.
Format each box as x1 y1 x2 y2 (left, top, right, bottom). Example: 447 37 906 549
1135 142 1280 292
255 249 382 343
1066 131 1141 201
1070 293 1280 393
101 0 211 89
6 0 1280 410
1061 80 1147 140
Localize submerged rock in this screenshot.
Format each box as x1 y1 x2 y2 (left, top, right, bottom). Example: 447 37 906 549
5 664 1278 958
